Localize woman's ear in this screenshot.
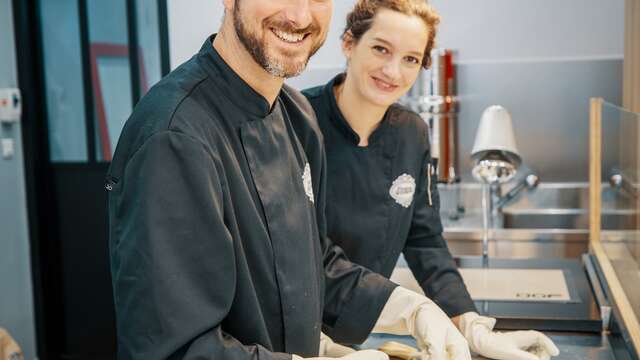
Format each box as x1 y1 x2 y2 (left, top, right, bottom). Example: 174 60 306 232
342 31 356 59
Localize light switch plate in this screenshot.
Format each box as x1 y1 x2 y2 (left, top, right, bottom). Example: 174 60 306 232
0 88 22 123
2 138 15 159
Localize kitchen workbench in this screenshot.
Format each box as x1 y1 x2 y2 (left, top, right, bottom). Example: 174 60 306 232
360 331 631 359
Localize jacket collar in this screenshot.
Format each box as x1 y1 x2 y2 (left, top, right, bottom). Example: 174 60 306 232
323 73 391 146
197 34 272 118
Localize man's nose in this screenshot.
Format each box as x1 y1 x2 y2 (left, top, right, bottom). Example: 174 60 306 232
283 0 313 29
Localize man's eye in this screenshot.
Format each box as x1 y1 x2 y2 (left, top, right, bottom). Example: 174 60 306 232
373 46 389 54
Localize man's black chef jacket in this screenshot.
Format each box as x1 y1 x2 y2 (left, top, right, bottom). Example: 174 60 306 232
302 74 476 318
106 37 396 360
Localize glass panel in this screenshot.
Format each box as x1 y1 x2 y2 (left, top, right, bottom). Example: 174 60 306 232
39 0 88 162
87 0 133 161
600 100 640 321
135 0 163 96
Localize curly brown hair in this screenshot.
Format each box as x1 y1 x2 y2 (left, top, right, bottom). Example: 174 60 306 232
342 0 440 69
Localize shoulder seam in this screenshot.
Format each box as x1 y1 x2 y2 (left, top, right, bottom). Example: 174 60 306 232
122 76 210 165
166 75 210 129
122 129 220 182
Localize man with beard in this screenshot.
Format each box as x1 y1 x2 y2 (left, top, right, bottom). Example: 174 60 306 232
107 1 470 359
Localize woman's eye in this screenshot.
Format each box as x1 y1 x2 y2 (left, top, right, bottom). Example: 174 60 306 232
405 56 420 65
373 46 389 54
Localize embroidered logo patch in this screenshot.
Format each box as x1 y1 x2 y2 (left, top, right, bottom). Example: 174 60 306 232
302 162 314 203
389 173 416 208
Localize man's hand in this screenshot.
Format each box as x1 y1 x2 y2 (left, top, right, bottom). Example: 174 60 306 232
293 349 389 360
459 312 560 360
373 287 471 360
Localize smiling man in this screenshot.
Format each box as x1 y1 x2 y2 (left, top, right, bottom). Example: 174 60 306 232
107 1 470 359
230 0 322 78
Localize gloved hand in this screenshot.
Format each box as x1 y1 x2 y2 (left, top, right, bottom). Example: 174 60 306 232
373 286 471 360
292 349 389 360
318 332 356 357
459 312 560 360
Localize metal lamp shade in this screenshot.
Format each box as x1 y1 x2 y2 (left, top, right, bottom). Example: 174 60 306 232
471 105 522 184
471 105 521 165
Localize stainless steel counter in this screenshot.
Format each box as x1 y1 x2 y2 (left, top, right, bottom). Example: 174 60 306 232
360 332 624 359
544 333 616 360
426 182 640 358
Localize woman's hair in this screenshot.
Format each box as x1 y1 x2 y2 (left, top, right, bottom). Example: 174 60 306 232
342 0 440 68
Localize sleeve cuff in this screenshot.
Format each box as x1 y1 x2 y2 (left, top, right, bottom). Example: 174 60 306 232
323 273 398 345
425 279 477 318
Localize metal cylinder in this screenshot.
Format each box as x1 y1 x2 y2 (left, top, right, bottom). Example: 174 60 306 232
404 49 459 183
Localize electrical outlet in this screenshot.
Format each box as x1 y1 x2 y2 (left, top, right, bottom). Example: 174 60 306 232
2 138 15 159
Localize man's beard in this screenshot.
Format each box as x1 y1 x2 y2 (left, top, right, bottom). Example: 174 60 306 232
232 3 324 78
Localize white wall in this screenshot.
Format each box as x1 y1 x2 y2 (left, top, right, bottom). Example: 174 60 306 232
167 0 625 181
168 0 624 68
0 0 37 359
168 0 221 68
168 0 357 70
431 0 624 63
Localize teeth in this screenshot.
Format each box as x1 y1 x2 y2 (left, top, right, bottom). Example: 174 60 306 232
272 29 305 43
375 78 394 89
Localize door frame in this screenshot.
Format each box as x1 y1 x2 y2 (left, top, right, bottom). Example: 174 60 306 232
12 0 170 358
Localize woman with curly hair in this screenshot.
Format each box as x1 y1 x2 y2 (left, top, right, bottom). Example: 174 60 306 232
304 1 559 359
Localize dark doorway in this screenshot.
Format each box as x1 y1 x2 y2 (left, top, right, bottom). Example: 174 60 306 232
13 1 170 358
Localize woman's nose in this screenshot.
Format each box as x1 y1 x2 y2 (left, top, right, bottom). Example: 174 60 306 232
381 59 402 82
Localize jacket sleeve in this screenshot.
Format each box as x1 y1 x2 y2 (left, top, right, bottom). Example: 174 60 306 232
109 131 290 360
402 128 476 318
313 141 397 345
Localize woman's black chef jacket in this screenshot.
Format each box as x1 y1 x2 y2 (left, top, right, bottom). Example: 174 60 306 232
302 74 476 318
106 37 396 360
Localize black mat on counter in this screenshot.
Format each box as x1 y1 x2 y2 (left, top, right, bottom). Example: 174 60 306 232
456 256 602 333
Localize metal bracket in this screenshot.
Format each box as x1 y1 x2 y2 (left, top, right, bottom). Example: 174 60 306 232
583 254 611 332
609 171 640 199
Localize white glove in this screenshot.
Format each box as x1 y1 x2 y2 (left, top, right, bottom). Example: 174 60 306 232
373 287 471 360
318 332 356 357
459 312 560 360
292 349 389 360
